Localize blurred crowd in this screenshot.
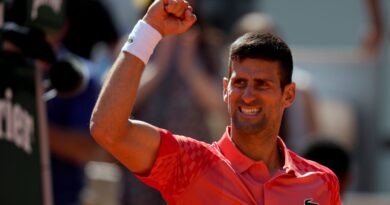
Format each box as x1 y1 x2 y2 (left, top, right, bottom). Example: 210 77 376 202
1 0 388 204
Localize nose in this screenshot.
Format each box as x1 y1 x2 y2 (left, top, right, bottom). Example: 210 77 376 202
242 87 256 104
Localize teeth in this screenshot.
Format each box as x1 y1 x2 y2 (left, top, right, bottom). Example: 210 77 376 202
240 107 260 115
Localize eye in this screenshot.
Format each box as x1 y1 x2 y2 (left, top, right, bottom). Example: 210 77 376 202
255 80 270 89
232 79 246 88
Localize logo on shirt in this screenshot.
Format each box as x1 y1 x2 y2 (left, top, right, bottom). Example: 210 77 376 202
128 36 134 43
304 198 319 205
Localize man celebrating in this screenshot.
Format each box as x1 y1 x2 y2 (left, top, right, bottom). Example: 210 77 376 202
90 0 341 204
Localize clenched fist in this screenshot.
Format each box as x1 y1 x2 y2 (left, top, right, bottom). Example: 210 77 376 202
142 0 197 36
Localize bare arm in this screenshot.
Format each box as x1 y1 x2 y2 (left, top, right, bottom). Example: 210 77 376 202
362 0 384 56
49 125 113 166
90 0 196 174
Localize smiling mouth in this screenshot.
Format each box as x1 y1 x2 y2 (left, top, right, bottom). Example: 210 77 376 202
239 106 261 116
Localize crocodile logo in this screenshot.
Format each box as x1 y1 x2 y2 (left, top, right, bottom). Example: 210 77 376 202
127 36 134 43
304 198 319 205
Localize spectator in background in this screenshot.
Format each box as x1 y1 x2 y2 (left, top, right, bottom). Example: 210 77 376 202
63 0 119 60
41 13 114 205
62 0 121 81
4 1 114 204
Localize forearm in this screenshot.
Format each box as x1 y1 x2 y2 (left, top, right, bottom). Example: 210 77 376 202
90 52 145 142
89 0 196 173
183 67 228 137
50 125 114 165
91 0 197 135
183 66 223 111
365 0 383 30
361 0 384 54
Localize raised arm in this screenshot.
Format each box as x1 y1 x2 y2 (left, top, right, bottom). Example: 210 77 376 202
362 0 384 56
90 0 196 174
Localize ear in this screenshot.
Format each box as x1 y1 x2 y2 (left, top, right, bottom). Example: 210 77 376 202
223 77 229 103
282 82 296 108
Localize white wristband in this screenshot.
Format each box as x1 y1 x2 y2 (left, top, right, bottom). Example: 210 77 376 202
121 20 162 64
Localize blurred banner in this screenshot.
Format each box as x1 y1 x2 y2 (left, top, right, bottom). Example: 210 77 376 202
0 53 52 205
0 0 3 27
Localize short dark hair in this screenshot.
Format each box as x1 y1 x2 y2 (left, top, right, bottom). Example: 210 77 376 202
228 32 293 90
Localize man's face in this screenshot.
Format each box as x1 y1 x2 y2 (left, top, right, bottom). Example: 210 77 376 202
223 58 295 135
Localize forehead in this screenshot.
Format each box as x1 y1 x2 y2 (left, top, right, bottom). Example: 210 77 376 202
230 58 281 80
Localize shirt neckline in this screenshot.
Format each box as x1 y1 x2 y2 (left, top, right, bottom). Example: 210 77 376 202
216 126 298 176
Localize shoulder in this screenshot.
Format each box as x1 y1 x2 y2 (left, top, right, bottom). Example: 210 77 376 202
290 151 340 199
147 129 220 196
159 129 220 160
289 150 338 180
287 150 341 203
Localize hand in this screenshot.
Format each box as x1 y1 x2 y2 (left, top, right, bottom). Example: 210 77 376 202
142 0 197 36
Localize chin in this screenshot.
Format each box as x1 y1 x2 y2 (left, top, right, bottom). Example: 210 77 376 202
233 118 265 135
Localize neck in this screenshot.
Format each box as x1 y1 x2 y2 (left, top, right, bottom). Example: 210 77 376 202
230 127 282 174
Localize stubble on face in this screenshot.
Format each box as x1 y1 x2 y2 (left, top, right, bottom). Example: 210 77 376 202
225 59 287 137
231 103 266 135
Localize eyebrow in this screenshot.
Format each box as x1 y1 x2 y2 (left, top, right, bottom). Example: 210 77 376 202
230 77 274 86
254 78 273 83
